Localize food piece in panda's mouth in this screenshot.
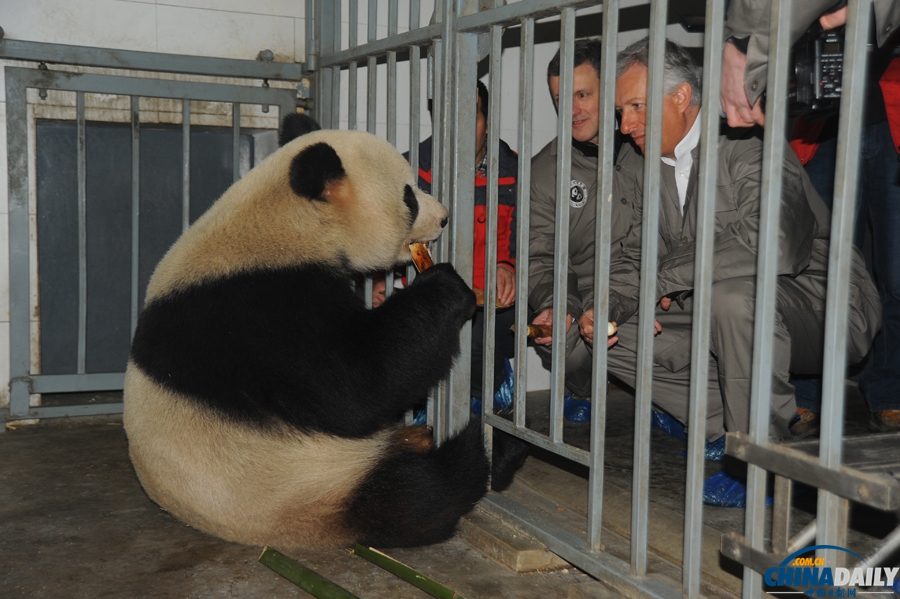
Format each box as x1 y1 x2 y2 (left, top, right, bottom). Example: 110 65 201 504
409 242 434 273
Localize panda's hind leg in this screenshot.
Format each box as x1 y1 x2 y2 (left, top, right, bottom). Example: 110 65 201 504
347 420 489 548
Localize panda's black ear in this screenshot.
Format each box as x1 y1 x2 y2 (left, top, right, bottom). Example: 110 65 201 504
290 142 346 201
279 113 321 146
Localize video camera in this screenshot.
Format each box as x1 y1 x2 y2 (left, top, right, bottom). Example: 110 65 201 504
787 24 846 115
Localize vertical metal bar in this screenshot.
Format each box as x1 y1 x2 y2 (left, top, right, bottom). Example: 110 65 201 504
587 0 619 552
367 56 377 135
448 28 478 439
368 0 377 42
363 276 374 309
630 0 668 577
306 0 316 72
388 0 398 36
387 0 398 145
481 24 502 424
771 475 793 555
7 71 32 417
432 41 443 211
407 43 421 295
331 1 342 130
348 0 359 131
744 0 793 595
131 96 141 336
316 0 335 127
549 8 576 445
388 0 399 37
333 0 341 53
409 43 421 181
817 0 871 561
410 0 420 31
332 65 342 129
349 0 358 47
429 7 445 445
682 0 724 594
232 103 241 182
182 99 190 231
512 17 534 431
349 61 358 130
76 91 87 375
385 270 395 302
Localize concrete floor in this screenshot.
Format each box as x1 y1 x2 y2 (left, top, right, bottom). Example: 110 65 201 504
0 384 896 599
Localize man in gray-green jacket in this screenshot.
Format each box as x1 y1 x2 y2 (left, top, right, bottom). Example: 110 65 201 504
580 38 881 441
527 38 642 420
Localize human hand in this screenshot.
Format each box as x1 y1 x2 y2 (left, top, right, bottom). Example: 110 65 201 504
658 296 671 311
579 310 619 348
531 308 573 346
820 6 847 30
371 277 387 308
578 309 595 346
496 264 516 307
721 41 766 128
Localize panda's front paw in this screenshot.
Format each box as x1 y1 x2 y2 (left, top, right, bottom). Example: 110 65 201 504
411 263 477 324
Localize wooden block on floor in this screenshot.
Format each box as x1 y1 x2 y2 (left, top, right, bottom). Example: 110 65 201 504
567 581 622 599
458 507 571 573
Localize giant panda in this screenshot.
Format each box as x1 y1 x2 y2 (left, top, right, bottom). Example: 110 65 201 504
123 113 525 550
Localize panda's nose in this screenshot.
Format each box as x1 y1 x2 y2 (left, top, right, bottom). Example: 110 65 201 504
440 217 448 228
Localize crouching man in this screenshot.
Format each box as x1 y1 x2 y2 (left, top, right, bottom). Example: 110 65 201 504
578 38 881 442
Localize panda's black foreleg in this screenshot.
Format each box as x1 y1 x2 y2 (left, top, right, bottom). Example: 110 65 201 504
354 263 476 416
346 418 489 548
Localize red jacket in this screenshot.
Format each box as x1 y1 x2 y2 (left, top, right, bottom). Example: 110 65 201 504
408 137 518 290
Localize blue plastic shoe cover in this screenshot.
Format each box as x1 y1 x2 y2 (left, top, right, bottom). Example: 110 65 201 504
651 410 688 440
492 359 514 410
702 470 773 508
704 435 726 461
563 393 591 423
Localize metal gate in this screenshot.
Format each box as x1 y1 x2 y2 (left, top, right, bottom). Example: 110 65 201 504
307 1 900 598
2 41 302 424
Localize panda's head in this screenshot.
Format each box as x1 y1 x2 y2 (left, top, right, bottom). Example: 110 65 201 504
145 114 448 300
275 113 448 272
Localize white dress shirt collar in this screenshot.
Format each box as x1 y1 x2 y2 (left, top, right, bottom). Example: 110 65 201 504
660 109 701 214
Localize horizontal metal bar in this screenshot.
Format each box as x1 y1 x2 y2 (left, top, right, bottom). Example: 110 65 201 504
726 432 900 510
481 492 681 599
319 23 442 67
720 532 781 575
0 38 306 80
484 413 590 466
6 67 297 110
29 373 125 394
3 403 125 421
456 0 597 31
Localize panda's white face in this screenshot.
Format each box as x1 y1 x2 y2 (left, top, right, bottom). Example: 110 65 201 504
280 128 448 272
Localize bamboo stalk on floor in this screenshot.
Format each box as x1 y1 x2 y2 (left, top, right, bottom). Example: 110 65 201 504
352 544 469 599
258 546 361 599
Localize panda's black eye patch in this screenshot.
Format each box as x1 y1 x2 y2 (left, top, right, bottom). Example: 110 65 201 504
403 185 419 225
289 142 346 201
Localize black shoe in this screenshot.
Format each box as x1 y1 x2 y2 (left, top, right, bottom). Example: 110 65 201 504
789 408 820 440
